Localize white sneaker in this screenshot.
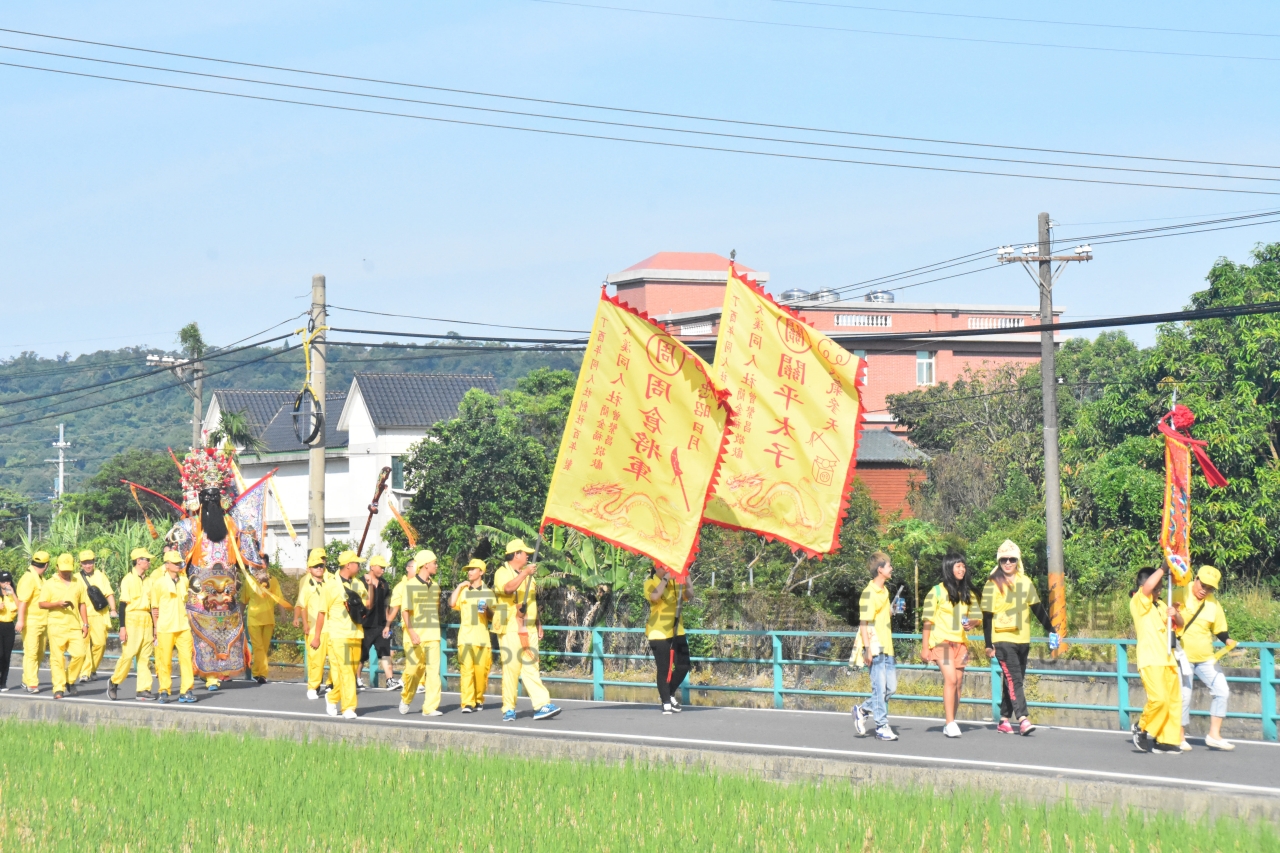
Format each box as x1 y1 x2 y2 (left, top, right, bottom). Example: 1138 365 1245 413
943 722 962 738
306 689 318 701
1179 739 1194 752
424 709 443 717
417 684 426 694
386 678 403 691
398 702 410 715
325 702 339 717
1205 735 1236 751
356 679 367 691
662 704 673 715
342 709 358 720
874 725 898 741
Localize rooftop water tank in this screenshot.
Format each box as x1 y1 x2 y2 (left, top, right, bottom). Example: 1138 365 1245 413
779 288 809 302
811 288 838 303
865 290 895 303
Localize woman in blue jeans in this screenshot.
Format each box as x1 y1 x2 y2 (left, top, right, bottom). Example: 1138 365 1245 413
853 552 900 741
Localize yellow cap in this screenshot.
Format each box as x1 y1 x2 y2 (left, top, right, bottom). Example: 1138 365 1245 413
30 550 51 565
56 553 75 572
413 549 437 565
337 550 365 566
463 558 486 572
505 538 536 555
78 549 95 562
163 551 183 564
130 547 155 562
368 555 389 568
1196 565 1221 590
306 547 327 568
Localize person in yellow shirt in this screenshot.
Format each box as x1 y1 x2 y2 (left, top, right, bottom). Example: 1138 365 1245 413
644 566 692 715
398 550 444 716
922 556 978 739
74 549 116 683
852 552 900 741
1173 565 1236 751
312 551 370 719
240 566 289 685
15 551 51 694
151 550 197 704
38 553 89 699
293 547 332 700
0 571 18 691
1130 564 1184 754
450 557 496 713
980 540 1056 736
493 538 560 722
108 549 156 701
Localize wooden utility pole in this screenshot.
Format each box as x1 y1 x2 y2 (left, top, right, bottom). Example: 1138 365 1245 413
307 274 327 553
1036 212 1068 641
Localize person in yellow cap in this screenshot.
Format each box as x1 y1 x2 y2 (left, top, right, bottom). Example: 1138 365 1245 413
312 550 369 719
294 546 333 700
240 565 289 685
0 570 17 691
359 555 399 691
15 551 51 694
37 553 89 699
1173 565 1236 751
108 548 156 701
451 557 495 713
397 550 443 716
151 550 197 704
493 539 560 721
1130 563 1184 754
73 549 115 683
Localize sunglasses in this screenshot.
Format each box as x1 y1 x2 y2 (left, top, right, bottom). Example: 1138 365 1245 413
999 557 1018 564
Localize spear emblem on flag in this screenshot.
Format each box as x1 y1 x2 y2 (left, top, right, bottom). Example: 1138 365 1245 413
670 446 690 512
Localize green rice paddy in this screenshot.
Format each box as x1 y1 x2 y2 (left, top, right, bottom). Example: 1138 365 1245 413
0 719 1272 852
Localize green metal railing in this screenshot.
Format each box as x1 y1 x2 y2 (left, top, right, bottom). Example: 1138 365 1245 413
88 626 1279 741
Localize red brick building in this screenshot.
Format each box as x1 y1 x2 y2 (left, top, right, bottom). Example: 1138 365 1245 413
607 251 1060 514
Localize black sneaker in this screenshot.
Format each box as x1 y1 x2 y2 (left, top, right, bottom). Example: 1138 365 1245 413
157 692 170 704
66 684 79 697
1153 741 1182 755
1133 729 1151 753
107 681 119 701
53 691 64 700
460 705 474 714
670 697 682 713
136 690 154 702
255 676 267 685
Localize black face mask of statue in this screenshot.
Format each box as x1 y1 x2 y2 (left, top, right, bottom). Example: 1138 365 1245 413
200 487 228 543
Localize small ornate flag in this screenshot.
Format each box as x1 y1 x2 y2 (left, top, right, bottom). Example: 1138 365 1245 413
703 265 867 556
542 290 733 578
1158 404 1228 586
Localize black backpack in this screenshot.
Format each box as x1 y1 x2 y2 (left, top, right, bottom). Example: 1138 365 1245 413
81 572 110 613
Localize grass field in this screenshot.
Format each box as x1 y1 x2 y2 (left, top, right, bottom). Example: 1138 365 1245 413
0 720 1273 853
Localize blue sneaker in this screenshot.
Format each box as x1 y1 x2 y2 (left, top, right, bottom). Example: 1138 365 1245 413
502 710 517 723
206 682 219 693
533 703 562 721
178 692 197 704
157 692 170 704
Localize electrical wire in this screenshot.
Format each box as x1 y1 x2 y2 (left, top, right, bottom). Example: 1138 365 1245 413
328 327 588 345
527 0 1280 65
326 304 589 334
326 340 588 352
5 25 1278 172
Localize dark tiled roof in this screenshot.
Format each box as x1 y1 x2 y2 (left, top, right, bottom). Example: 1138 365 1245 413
351 374 498 428
857 427 930 464
209 390 295 436
257 392 349 452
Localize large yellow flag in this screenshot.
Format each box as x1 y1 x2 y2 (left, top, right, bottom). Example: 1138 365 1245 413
543 290 734 578
703 265 867 556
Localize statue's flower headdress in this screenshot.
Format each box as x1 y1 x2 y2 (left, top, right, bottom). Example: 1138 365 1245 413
181 448 236 511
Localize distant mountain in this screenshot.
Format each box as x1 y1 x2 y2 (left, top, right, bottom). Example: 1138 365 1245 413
0 341 582 499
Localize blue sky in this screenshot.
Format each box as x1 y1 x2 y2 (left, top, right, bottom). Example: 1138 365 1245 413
2 1 1278 357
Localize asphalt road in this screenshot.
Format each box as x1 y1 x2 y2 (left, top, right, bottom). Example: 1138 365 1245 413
6 668 1277 797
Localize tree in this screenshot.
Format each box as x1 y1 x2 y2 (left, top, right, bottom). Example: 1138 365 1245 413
63 449 183 528
207 409 266 455
178 322 206 360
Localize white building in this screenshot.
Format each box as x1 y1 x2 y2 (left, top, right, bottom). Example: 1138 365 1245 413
203 374 498 570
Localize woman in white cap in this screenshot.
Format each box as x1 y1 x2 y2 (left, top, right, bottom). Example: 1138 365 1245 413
493 538 560 721
981 540 1056 736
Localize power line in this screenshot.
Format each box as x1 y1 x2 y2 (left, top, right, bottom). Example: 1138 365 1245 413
327 340 588 352
326 304 589 334
527 0 1280 65
328 327 588 345
8 60 1273 198
4 26 1279 172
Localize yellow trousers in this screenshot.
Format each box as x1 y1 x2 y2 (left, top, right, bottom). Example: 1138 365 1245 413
306 632 331 690
79 610 110 678
400 638 441 714
110 615 154 693
21 622 48 689
155 630 195 696
47 625 86 693
248 623 274 678
499 631 550 712
458 643 492 709
326 637 360 714
1139 665 1183 747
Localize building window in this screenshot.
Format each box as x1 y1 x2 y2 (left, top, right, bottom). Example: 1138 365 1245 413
835 314 891 327
391 456 404 490
967 316 1025 329
916 351 936 386
679 322 713 336
854 350 867 379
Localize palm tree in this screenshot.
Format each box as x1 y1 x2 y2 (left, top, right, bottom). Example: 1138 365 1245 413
207 409 266 456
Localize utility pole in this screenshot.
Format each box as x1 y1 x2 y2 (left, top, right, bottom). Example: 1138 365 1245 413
996 217 1092 651
146 354 205 449
44 423 74 514
307 274 327 553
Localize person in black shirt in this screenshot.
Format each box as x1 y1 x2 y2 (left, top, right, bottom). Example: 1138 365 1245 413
358 556 400 690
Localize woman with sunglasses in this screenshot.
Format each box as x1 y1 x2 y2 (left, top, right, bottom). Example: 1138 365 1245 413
981 540 1056 735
